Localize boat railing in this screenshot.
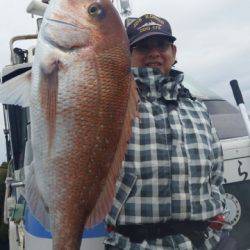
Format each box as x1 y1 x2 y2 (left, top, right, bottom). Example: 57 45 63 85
9 35 37 65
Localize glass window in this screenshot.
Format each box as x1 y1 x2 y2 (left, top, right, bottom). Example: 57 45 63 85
203 100 247 140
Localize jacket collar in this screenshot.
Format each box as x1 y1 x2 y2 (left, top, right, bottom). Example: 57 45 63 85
131 67 184 102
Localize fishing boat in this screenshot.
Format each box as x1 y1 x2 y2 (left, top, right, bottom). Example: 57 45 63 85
1 1 250 249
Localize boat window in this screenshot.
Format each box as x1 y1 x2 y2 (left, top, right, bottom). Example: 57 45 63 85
2 66 31 170
203 100 238 115
203 100 248 140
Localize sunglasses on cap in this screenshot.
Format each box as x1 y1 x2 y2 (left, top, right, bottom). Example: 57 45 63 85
131 38 173 53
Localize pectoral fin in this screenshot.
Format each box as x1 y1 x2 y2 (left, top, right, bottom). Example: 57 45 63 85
0 70 32 107
40 60 59 151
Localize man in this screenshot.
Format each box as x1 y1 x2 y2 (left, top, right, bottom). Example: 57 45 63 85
104 14 230 250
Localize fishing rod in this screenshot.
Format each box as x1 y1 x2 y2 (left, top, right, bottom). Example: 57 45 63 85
230 80 250 138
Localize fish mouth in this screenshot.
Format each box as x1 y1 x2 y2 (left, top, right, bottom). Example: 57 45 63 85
45 18 84 30
42 18 91 51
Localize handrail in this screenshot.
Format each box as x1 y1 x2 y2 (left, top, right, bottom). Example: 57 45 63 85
9 35 38 64
26 0 48 17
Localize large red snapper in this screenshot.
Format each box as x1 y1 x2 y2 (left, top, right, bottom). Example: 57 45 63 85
0 0 138 249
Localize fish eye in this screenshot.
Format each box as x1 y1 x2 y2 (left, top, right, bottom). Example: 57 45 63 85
88 3 104 18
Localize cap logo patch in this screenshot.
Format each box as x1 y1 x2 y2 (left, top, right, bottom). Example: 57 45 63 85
138 21 162 33
133 18 143 28
139 21 161 29
144 14 165 25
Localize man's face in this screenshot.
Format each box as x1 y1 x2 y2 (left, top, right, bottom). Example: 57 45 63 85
131 35 177 75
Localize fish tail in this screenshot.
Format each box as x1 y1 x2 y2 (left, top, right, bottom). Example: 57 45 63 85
52 227 82 250
50 204 85 250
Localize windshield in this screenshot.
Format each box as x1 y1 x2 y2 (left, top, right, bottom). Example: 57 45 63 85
203 100 247 140
182 75 222 100
182 75 247 140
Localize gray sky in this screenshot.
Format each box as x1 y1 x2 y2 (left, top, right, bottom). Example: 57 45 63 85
0 0 250 163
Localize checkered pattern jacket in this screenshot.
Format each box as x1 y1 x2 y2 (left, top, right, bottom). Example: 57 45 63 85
105 67 225 249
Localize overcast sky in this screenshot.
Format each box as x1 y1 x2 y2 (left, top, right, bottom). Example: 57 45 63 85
0 0 250 163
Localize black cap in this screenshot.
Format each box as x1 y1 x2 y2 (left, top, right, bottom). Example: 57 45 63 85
125 14 176 46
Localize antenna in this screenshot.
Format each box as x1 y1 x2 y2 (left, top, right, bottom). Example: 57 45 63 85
120 0 132 16
113 0 132 16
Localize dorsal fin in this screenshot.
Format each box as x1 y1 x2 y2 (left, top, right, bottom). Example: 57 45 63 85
85 77 139 228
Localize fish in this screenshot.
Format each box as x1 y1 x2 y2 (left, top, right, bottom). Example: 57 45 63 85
0 0 138 249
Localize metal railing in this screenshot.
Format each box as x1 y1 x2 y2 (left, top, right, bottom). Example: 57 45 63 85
9 35 37 64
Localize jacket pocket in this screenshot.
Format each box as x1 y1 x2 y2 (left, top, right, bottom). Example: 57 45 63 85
105 171 137 226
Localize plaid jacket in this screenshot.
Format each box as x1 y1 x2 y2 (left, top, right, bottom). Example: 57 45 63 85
105 67 225 249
